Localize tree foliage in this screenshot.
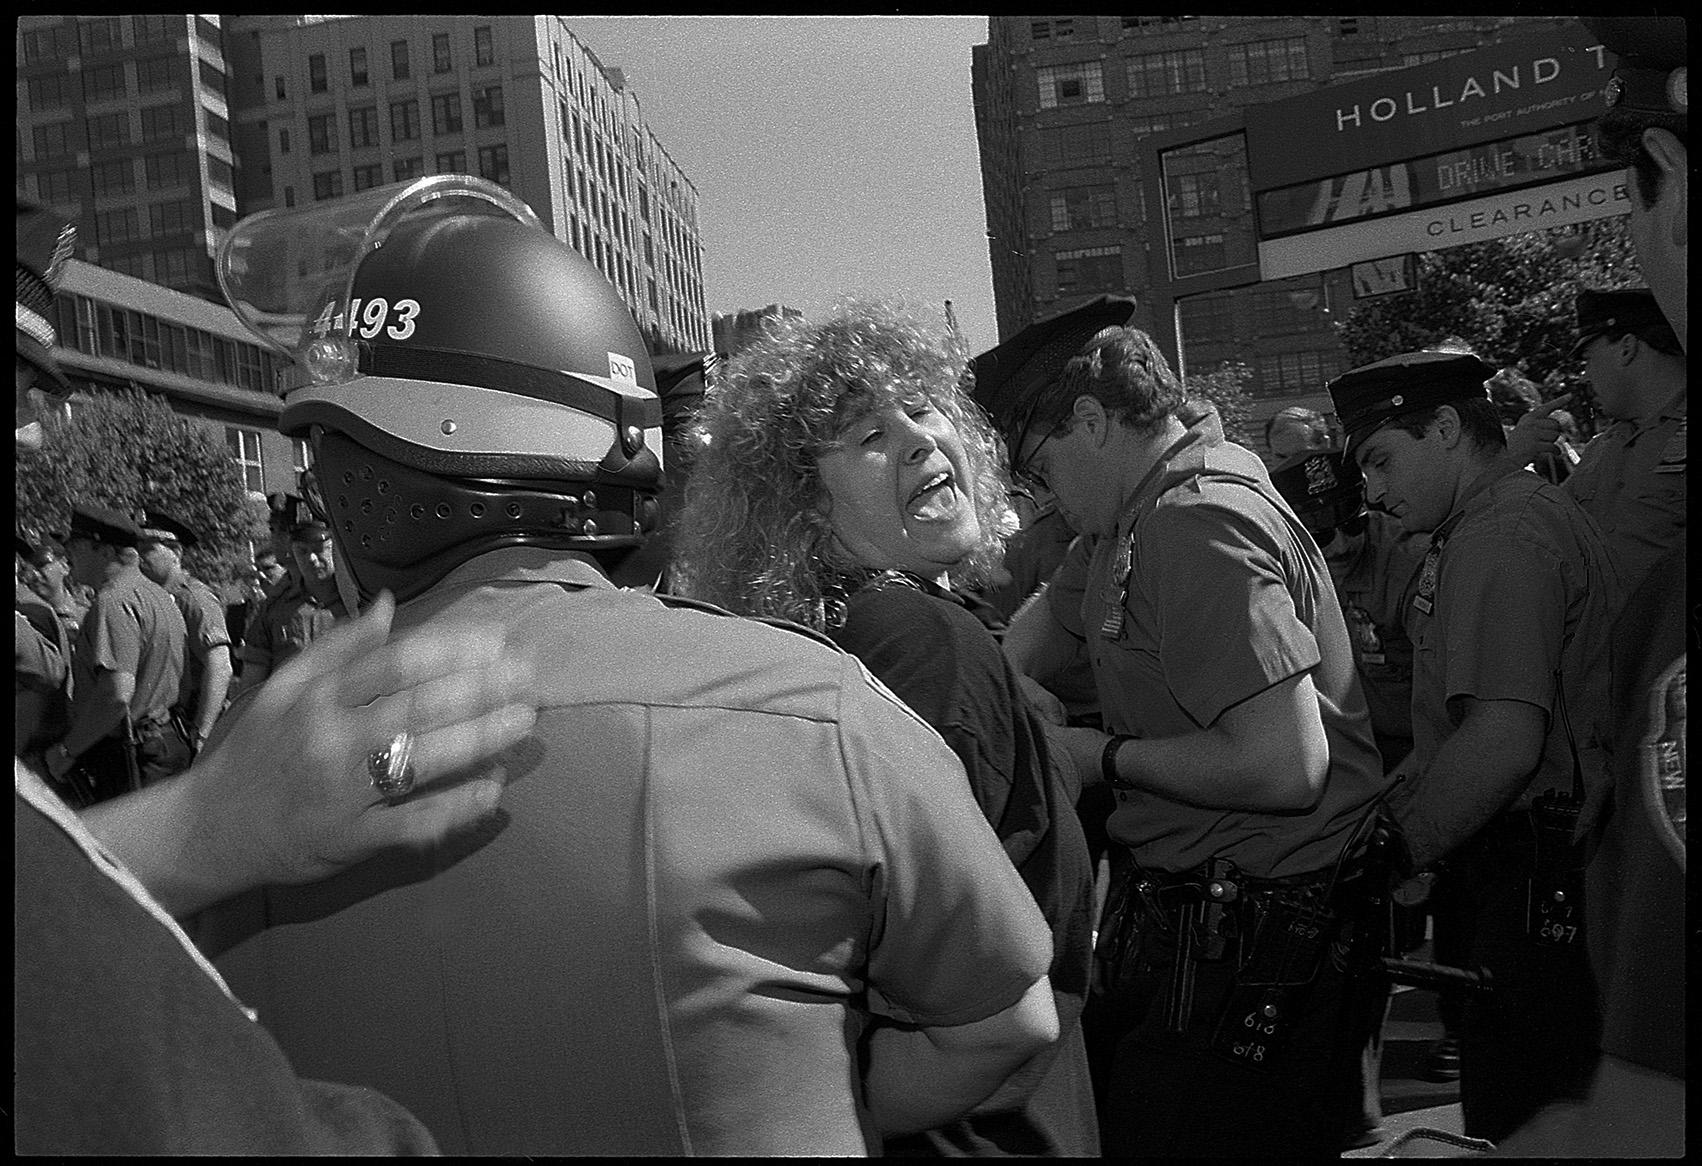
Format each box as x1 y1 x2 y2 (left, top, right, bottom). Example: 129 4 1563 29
1337 219 1642 393
15 388 268 596
1185 360 1256 448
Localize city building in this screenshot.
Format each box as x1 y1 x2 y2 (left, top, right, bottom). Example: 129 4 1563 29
17 14 711 518
224 15 710 355
712 303 805 358
971 14 1574 443
18 14 238 302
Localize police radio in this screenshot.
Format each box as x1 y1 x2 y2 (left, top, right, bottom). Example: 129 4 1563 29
1525 670 1590 947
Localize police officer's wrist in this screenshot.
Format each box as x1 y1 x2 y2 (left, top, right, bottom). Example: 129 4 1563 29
1101 734 1137 790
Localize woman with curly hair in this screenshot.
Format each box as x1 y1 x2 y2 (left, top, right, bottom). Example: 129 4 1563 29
675 300 1099 1157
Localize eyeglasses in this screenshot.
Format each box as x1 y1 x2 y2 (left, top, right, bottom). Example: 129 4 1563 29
1013 432 1054 495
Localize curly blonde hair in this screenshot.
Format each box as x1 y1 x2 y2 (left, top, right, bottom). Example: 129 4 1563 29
673 299 1012 631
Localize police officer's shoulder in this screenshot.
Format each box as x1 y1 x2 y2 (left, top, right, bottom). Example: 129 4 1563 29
652 591 843 652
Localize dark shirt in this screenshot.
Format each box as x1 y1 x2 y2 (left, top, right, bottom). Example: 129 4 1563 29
834 577 1100 1156
239 574 346 677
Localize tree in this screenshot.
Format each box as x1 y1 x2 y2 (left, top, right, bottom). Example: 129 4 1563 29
15 388 267 597
1185 360 1256 448
1337 219 1642 394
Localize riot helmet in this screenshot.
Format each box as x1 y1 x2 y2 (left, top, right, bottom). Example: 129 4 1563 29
218 177 663 603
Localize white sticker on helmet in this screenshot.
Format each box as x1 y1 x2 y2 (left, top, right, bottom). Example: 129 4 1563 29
608 352 637 386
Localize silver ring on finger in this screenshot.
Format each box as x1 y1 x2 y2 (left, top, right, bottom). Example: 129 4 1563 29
367 731 417 800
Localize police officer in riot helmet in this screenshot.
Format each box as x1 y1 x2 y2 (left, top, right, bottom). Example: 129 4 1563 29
203 178 1059 1155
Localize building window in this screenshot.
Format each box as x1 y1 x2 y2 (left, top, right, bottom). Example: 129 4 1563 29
1130 111 1201 137
1174 232 1228 277
1030 19 1075 42
227 427 266 493
37 169 77 207
433 32 452 73
22 24 73 64
205 112 231 143
1255 351 1342 398
141 104 183 143
474 24 494 67
350 46 369 87
1251 290 1325 336
79 16 122 56
148 199 195 235
82 63 127 102
87 112 130 151
1032 121 1113 169
145 151 192 189
393 156 426 182
309 53 328 94
96 207 141 246
431 92 463 134
352 163 384 191
392 40 411 80
32 122 73 160
27 74 72 111
435 150 467 174
91 160 135 197
283 185 295 207
1055 245 1123 296
348 106 379 149
1178 293 1236 344
312 170 344 201
211 204 236 230
390 100 421 142
276 75 287 100
1227 37 1310 87
1049 184 1118 232
208 156 234 191
1338 18 1360 36
477 143 509 187
279 127 291 154
473 85 505 128
1037 61 1105 110
137 56 175 94
133 14 175 43
1127 49 1208 97
308 113 338 155
198 60 226 92
293 438 314 475
1169 172 1222 218
153 249 193 288
193 16 219 48
1123 15 1199 31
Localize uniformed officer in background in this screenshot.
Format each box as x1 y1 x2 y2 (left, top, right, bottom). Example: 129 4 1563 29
137 510 235 756
1512 287 1684 605
42 505 192 803
16 532 74 766
1330 350 1616 1144
1497 16 1688 1157
235 517 347 695
996 321 1389 1157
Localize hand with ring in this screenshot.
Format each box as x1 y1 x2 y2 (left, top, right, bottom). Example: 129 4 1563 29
79 591 539 918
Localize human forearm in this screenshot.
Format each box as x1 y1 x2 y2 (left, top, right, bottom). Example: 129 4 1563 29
195 649 234 743
863 977 1058 1137
1390 700 1546 869
1002 590 1079 686
79 772 234 917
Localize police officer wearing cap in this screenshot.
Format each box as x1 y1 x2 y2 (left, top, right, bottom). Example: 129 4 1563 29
234 517 347 696
1492 18 1690 1158
1330 349 1617 1143
137 510 235 755
990 318 1387 1157
43 505 192 802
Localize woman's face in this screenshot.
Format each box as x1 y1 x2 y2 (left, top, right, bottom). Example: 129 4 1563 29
815 393 983 583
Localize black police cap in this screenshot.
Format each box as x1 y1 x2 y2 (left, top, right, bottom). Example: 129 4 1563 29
652 351 716 439
1270 448 1365 536
1328 351 1496 457
969 295 1140 450
1570 287 1676 357
1585 18 1688 123
138 509 201 549
62 504 143 549
289 520 331 544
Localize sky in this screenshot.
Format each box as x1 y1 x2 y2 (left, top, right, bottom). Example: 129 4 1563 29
563 16 1000 352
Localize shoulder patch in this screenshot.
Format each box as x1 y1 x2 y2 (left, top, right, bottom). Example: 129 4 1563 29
1639 654 1686 871
1655 419 1686 474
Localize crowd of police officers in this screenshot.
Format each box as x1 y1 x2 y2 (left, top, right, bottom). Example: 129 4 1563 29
14 13 1686 1158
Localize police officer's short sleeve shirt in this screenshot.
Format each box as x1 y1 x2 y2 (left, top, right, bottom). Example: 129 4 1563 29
1563 405 1685 603
73 570 187 724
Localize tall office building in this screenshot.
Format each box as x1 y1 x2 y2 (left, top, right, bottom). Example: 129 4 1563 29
224 15 710 354
18 15 238 302
971 14 1572 431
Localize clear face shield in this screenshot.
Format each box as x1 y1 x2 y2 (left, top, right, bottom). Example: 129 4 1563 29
217 176 544 613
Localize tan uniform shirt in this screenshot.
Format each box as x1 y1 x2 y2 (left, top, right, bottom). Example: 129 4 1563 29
1563 395 1685 603
71 567 186 732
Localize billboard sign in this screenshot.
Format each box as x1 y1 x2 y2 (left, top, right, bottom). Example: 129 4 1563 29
1259 169 1631 280
1244 24 1613 193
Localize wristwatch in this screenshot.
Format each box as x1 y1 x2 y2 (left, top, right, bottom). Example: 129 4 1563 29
1101 734 1137 790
